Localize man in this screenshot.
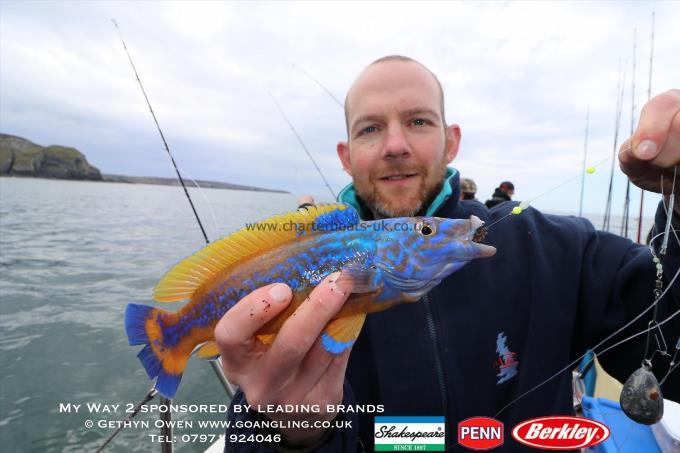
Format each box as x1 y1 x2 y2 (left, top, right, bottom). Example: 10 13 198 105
485 181 514 208
217 56 679 451
460 178 478 201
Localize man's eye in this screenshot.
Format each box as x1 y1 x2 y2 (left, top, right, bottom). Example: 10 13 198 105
361 125 378 135
412 118 427 126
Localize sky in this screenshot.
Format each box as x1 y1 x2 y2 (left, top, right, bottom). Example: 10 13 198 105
1 1 679 219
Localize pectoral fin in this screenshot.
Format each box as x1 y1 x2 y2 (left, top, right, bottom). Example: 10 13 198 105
321 313 367 354
339 264 383 293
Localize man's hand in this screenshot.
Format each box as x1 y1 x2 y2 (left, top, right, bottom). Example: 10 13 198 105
215 272 353 446
619 89 680 215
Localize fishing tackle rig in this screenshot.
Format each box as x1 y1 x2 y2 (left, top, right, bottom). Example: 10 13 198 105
492 167 680 423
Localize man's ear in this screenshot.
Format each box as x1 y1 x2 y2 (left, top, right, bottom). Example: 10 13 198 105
337 141 352 175
444 124 461 163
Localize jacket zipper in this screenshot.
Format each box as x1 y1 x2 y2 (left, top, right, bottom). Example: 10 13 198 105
422 294 450 448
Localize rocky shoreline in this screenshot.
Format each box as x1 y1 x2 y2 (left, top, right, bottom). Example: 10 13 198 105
0 133 288 193
1 134 102 180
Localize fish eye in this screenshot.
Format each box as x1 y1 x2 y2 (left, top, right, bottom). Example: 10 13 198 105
417 222 434 236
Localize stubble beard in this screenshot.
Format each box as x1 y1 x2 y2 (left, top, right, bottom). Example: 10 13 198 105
354 156 448 218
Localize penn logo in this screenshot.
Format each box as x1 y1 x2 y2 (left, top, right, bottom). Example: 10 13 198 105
457 417 504 450
511 416 610 450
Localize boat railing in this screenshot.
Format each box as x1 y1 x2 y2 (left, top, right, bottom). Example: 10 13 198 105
96 357 235 452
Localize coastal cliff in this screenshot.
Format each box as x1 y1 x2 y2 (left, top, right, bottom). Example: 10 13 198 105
0 134 102 180
0 133 288 193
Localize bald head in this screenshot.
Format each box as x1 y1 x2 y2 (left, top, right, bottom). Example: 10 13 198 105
344 56 446 136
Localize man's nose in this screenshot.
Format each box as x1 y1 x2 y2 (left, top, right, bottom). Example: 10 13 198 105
382 124 411 159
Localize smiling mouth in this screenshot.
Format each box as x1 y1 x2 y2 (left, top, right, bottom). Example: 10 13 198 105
380 173 418 181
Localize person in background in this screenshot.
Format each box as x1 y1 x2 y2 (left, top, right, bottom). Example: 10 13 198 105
460 177 478 201
485 181 514 208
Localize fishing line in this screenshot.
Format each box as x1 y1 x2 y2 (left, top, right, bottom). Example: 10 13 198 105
658 174 680 252
583 229 680 375
494 256 680 418
290 63 344 108
660 166 678 254
475 154 612 238
95 388 157 453
112 19 209 245
269 91 337 199
177 168 220 237
596 304 679 366
659 336 680 386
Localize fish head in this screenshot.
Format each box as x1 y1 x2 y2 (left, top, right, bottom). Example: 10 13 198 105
373 215 496 298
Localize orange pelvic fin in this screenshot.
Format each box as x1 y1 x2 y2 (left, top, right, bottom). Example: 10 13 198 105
321 313 367 354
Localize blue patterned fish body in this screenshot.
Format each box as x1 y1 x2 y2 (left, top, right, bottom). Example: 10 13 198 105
125 204 494 398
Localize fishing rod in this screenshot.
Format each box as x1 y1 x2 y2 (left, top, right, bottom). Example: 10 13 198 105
112 19 209 246
603 59 627 232
636 8 656 243
99 19 235 453
578 107 590 218
621 29 637 239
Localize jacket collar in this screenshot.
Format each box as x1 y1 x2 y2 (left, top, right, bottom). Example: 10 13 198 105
337 167 460 220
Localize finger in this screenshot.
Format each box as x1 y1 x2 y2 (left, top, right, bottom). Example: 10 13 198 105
316 348 352 400
215 283 292 366
264 271 353 379
626 89 680 162
293 337 337 391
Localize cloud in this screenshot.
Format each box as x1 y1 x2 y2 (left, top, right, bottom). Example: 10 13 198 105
1 1 677 218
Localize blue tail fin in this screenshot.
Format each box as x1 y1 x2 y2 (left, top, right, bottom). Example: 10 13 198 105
124 303 185 399
125 303 153 345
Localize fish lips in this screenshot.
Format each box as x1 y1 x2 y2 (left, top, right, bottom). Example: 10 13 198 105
465 215 496 258
472 241 497 258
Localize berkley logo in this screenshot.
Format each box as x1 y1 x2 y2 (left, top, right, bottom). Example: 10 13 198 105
512 416 610 450
457 417 504 450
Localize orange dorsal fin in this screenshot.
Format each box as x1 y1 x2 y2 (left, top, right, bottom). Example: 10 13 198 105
153 204 358 302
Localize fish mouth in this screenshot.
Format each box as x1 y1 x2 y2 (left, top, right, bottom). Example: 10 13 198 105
472 241 496 258
468 215 496 257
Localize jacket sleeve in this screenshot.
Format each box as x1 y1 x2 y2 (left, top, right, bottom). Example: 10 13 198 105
575 200 680 401
224 381 360 453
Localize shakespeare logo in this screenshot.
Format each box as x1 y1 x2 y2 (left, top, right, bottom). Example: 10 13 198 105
374 416 445 451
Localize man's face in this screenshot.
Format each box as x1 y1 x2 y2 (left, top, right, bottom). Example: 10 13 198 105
337 60 460 218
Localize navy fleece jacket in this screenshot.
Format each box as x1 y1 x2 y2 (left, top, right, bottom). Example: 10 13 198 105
224 168 679 452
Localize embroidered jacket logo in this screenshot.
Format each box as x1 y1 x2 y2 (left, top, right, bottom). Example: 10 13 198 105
494 332 518 384
512 416 610 450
